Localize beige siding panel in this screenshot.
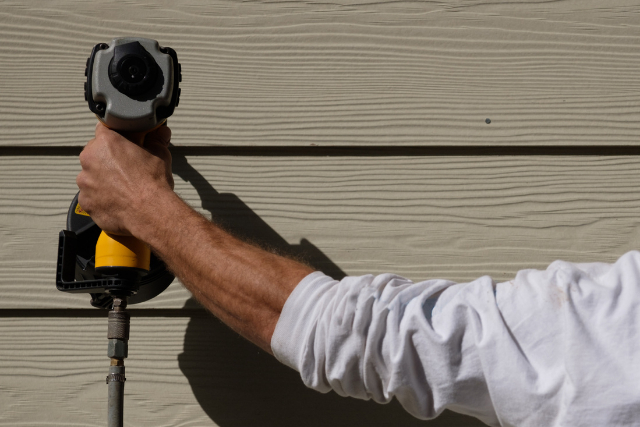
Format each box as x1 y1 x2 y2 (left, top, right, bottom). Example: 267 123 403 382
0 316 485 426
1 0 639 146
1 155 640 308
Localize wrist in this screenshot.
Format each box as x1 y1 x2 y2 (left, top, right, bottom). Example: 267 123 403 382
127 187 183 245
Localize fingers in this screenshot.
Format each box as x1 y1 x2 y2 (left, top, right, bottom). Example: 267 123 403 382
78 122 105 163
76 171 87 192
141 125 174 189
76 171 94 215
94 121 171 148
95 121 137 146
144 125 173 163
81 123 117 170
79 138 95 169
145 125 171 148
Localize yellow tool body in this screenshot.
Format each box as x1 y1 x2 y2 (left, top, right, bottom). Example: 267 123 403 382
95 217 151 271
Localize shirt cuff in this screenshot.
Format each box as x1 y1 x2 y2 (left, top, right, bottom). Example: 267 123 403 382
270 271 338 371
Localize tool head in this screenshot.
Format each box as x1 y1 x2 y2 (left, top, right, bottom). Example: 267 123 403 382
85 37 182 132
57 193 175 308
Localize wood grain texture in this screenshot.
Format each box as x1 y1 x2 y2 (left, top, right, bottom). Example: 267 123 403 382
0 316 486 426
1 0 639 146
1 155 640 309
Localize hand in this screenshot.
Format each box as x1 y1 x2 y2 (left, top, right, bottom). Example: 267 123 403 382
76 123 174 237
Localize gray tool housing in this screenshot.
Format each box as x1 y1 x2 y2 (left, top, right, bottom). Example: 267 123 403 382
85 37 181 132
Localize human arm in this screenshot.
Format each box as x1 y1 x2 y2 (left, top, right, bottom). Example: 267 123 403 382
76 124 314 353
135 191 313 352
77 125 640 425
272 253 640 426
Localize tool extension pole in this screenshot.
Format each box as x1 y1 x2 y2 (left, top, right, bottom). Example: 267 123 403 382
106 296 130 427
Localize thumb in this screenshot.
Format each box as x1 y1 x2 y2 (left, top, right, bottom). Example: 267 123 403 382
143 125 174 190
145 125 172 149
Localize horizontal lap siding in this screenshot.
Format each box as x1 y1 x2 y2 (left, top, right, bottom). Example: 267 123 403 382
1 155 638 309
0 316 485 426
2 1 638 425
1 0 639 146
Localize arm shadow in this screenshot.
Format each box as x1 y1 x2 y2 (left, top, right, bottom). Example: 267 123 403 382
172 152 486 427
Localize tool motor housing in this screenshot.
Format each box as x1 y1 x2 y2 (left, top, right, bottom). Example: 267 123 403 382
85 37 182 132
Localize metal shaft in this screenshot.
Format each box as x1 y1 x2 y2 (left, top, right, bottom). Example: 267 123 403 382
106 297 129 427
107 365 125 427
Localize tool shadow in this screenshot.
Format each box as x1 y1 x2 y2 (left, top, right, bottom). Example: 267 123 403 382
171 153 485 427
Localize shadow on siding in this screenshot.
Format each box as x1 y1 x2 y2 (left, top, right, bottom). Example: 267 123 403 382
172 153 486 427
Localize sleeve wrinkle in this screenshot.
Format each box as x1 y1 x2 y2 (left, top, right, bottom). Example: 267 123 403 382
274 254 640 426
273 271 498 422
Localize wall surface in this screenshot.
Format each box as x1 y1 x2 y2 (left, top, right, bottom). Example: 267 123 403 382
1 1 639 426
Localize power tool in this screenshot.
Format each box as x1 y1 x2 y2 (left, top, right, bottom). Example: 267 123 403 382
55 37 181 427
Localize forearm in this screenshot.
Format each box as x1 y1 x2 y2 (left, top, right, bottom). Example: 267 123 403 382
77 125 313 353
132 189 314 353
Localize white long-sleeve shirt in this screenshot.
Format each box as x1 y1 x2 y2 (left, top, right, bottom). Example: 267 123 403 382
271 251 640 426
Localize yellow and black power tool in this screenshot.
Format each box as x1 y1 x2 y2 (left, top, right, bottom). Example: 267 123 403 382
55 37 181 427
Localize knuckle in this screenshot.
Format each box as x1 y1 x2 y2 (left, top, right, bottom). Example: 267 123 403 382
76 172 86 188
78 150 87 167
79 145 94 167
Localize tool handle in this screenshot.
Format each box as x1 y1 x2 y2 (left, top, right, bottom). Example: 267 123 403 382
92 121 160 274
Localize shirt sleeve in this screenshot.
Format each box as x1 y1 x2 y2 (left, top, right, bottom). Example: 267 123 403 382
271 252 640 427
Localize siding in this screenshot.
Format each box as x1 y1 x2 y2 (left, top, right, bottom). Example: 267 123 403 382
2 0 639 147
1 1 639 426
